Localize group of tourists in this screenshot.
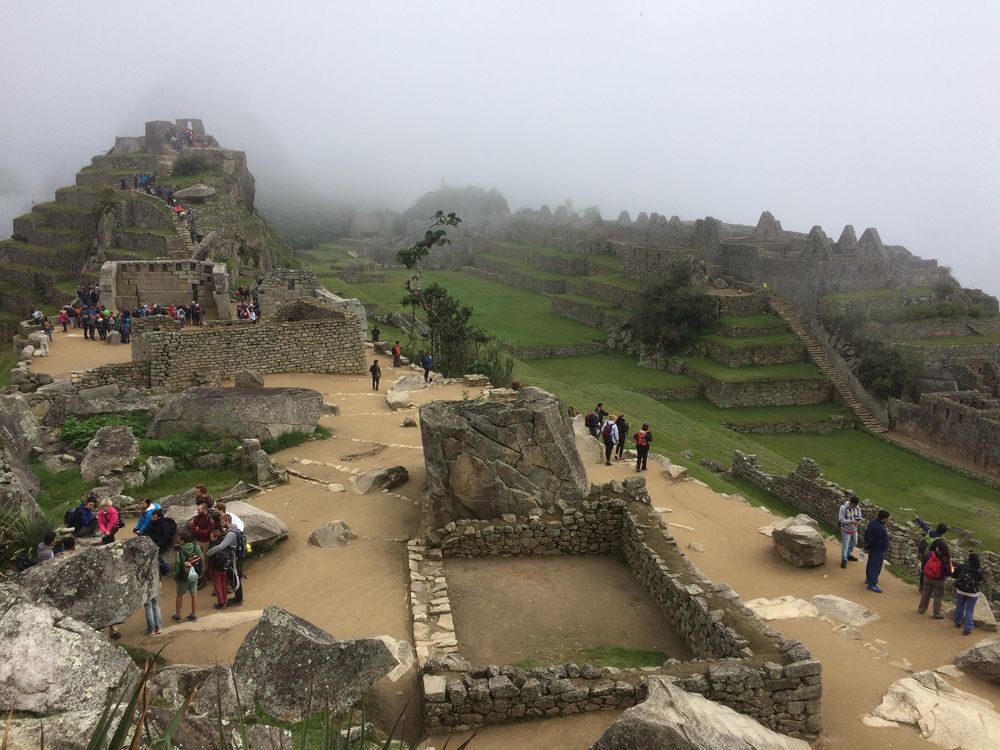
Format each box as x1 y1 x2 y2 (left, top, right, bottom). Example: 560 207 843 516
369 327 433 383
583 402 653 473
838 498 986 634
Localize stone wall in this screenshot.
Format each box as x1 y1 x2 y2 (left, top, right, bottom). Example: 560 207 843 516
723 417 855 434
680 369 831 408
72 361 151 390
137 314 365 390
462 263 568 295
702 340 805 368
130 315 183 334
550 297 607 328
730 451 1000 610
413 479 822 736
511 342 606 360
256 268 321 317
100 260 230 319
573 280 642 310
889 392 1000 475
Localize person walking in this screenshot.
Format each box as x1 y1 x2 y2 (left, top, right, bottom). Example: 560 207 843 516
601 416 619 466
952 553 985 635
918 539 952 618
838 495 863 569
392 341 402 368
421 351 433 383
633 423 653 472
614 414 629 461
371 325 381 344
370 359 382 391
863 510 890 592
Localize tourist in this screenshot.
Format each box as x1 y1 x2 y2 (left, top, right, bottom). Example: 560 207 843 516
214 502 244 532
56 537 76 556
915 517 949 590
143 556 162 636
133 498 162 535
952 553 985 635
614 414 629 461
58 308 69 332
206 517 239 610
634 423 653 472
145 508 178 575
31 308 43 325
863 510 890 593
69 498 99 537
421 351 433 383
371 325 381 344
918 539 951 618
370 359 382 391
601 415 619 466
194 484 214 509
214 505 245 607
171 529 202 622
189 501 216 566
392 341 402 368
585 407 601 438
838 495 863 569
36 531 56 563
594 402 609 423
97 498 120 543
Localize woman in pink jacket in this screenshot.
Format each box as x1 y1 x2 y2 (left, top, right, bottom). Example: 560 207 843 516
97 499 120 543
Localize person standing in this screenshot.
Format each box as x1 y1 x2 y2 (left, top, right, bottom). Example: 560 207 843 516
634 423 653 472
601 416 619 466
915 518 949 591
143 557 162 636
918 539 951 618
614 414 629 461
370 359 382 391
371 325 381 344
171 530 202 623
838 495 863 569
205 515 239 610
421 351 433 383
952 553 985 635
863 510 890 592
392 341 402 368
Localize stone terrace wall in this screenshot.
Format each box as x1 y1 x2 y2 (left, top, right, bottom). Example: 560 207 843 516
702 340 805 368
72 361 151 390
136 314 365 390
414 479 823 736
730 451 1000 611
256 268 321 317
510 342 606 360
550 297 607 328
462 263 568 295
685 370 831 408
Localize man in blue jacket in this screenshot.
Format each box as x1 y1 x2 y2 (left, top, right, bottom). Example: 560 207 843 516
133 497 162 535
863 509 891 593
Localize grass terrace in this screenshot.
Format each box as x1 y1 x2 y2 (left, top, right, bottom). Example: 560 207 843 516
476 252 568 280
496 241 622 271
718 313 787 329
894 334 1000 346
515 352 698 392
676 356 826 382
581 273 646 291
665 399 851 426
702 333 801 349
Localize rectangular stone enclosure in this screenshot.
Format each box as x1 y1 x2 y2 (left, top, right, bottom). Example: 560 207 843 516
100 259 231 320
410 479 822 737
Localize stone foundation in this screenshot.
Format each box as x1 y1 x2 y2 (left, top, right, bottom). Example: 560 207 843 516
99 260 230 319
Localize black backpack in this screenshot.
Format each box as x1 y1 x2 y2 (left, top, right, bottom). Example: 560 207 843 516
234 529 248 559
64 505 84 528
585 413 598 430
954 564 982 594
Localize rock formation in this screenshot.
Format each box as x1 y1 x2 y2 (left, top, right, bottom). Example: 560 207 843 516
234 606 399 719
147 386 322 440
955 635 1000 683
18 536 159 629
771 514 826 567
79 424 140 482
809 594 880 628
352 465 409 494
308 521 358 548
0 394 42 516
590 676 809 749
420 387 587 524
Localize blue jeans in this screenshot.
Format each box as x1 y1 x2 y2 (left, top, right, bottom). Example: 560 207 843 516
865 551 885 586
144 596 161 633
954 592 978 633
840 531 857 560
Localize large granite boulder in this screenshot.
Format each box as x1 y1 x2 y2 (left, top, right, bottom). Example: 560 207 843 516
590 676 809 749
308 521 358 548
771 515 826 567
235 369 264 388
873 670 1000 749
955 635 1000 683
391 374 428 392
0 583 139 714
234 606 399 719
352 465 409 494
216 500 288 549
80 425 140 482
152 663 242 719
810 594 880 627
18 536 158 629
0 394 42 516
147 386 323 441
420 387 587 525
385 389 414 411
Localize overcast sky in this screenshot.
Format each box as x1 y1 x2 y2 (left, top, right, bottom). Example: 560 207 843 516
2 1 998 294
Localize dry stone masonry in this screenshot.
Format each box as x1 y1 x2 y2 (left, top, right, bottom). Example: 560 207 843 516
100 259 231 319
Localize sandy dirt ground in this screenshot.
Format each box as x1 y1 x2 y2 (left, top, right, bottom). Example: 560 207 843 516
445 555 693 665
29 338 1000 748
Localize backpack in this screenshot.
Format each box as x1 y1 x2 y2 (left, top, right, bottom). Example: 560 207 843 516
923 551 943 581
64 505 84 528
602 422 614 441
585 413 598 430
954 565 982 594
176 547 203 580
234 528 249 559
635 430 648 447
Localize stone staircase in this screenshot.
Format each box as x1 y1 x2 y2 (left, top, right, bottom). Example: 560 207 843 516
169 211 197 259
769 297 887 433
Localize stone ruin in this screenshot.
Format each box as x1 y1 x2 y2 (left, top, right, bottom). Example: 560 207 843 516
99 258 231 319
411 388 823 738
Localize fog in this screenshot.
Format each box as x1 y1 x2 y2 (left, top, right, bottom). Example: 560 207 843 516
2 1 998 293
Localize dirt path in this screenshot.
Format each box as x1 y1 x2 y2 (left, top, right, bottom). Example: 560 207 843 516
39 334 1000 748
27 328 133 379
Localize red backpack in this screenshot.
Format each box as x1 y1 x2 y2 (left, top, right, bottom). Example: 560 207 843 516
635 430 648 447
923 551 943 580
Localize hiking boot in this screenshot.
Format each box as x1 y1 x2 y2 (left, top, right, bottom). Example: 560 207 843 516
227 599 244 607
840 559 847 569
933 614 946 619
866 585 883 593
171 614 182 622
186 614 197 621
213 603 227 610
847 555 859 562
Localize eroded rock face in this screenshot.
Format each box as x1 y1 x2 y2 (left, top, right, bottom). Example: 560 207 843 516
80 425 140 482
147 386 322 441
234 606 398 719
152 664 242 719
308 521 357 548
235 369 264 388
420 388 587 525
810 594 880 628
18 536 158 629
955 635 1000 683
772 521 826 567
0 394 42 516
352 466 409 495
590 676 810 750
0 583 138 714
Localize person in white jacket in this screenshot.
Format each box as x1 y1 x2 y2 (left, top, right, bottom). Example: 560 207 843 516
601 415 619 466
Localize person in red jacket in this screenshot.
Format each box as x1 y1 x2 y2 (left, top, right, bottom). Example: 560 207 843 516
189 502 215 584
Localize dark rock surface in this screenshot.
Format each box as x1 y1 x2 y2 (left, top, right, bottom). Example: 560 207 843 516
80 424 140 482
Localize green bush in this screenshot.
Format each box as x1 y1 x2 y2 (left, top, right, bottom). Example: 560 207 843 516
60 413 150 451
0 511 54 570
171 155 209 177
633 261 715 353
139 431 241 468
468 338 515 387
261 427 330 454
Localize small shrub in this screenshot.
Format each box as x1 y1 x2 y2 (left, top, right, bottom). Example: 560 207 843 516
261 427 329 454
139 431 241 468
60 413 150 451
171 155 209 177
0 511 54 570
468 338 515 387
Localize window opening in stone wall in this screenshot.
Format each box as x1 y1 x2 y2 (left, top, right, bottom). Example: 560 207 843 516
946 408 951 419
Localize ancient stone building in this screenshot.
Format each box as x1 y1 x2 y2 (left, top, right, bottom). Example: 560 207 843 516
99 259 231 319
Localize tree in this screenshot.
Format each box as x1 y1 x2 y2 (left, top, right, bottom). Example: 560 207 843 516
632 261 715 353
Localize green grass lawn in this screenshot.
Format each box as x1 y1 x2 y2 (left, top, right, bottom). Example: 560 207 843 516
665 399 851 425
718 313 787 329
581 273 646 291
554 293 618 309
702 333 802 349
678 356 826 382
321 270 606 348
751 431 1000 550
496 241 621 271
516 353 698 393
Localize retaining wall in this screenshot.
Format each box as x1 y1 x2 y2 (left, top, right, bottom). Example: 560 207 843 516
702 340 805 367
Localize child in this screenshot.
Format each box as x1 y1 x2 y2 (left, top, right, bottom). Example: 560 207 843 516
207 527 232 610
